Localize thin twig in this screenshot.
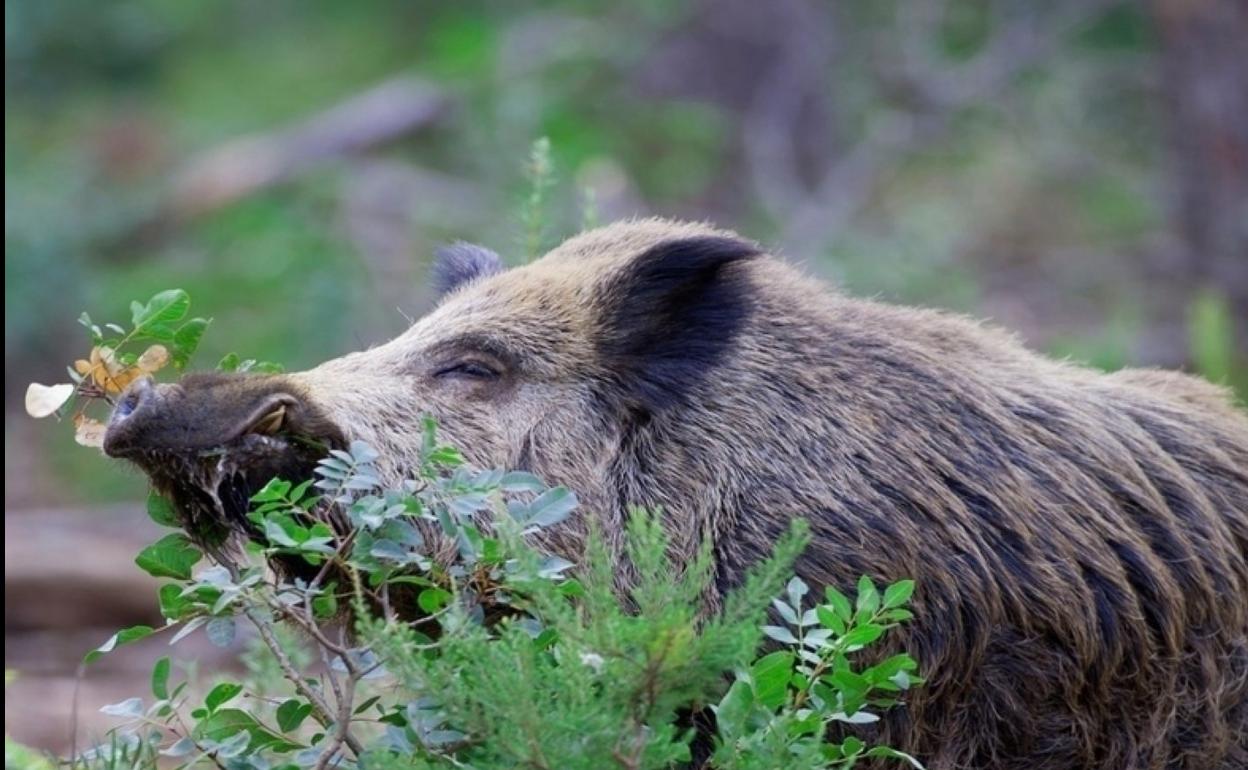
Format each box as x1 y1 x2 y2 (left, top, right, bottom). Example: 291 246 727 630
309 529 357 593
270 598 351 656
167 710 231 770
319 648 351 733
244 608 364 757
314 666 358 770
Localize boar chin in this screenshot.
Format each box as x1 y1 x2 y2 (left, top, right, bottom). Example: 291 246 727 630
137 432 330 552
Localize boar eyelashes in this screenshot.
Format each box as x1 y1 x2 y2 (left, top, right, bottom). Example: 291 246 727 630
425 333 516 384
434 361 501 381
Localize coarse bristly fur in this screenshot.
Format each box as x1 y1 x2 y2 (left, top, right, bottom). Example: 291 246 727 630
104 218 1248 769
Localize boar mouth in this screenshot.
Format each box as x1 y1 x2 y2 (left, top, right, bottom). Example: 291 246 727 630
152 435 326 548
108 388 345 551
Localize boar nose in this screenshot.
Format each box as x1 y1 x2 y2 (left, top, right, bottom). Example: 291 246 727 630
102 377 158 457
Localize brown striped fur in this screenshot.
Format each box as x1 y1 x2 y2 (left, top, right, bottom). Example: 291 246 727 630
107 219 1248 769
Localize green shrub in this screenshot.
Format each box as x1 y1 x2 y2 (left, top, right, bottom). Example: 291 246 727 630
66 421 922 770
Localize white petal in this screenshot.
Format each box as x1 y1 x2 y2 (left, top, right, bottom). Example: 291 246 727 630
25 382 75 418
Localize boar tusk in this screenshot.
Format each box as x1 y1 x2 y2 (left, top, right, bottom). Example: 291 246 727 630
252 405 286 435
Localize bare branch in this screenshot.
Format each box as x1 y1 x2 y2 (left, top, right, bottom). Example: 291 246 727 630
314 655 358 770
243 608 364 758
775 0 1124 257
169 77 448 218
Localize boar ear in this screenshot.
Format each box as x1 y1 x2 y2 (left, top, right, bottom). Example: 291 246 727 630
596 235 761 411
432 242 504 296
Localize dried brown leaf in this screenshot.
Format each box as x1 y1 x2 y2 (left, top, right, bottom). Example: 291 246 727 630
136 344 170 373
73 414 107 448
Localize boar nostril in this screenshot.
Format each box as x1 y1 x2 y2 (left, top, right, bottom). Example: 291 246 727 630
103 377 157 458
114 377 154 420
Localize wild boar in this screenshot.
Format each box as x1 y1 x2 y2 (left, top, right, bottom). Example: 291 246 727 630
103 218 1248 769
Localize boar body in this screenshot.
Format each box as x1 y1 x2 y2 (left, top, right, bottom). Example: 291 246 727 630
105 219 1248 769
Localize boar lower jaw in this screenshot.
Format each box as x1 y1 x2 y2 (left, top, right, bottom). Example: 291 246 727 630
140 432 329 556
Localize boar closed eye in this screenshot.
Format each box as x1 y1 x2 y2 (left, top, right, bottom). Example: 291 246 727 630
434 361 501 381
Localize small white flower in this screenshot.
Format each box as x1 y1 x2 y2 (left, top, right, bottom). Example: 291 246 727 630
580 652 605 672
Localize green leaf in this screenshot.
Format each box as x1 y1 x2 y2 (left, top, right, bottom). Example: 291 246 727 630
195 708 300 753
348 440 380 464
206 617 236 647
883 579 915 609
100 697 144 717
370 538 412 563
713 678 754 740
163 737 196 757
816 605 847 635
425 445 464 468
151 657 171 699
761 625 799 645
218 353 241 372
786 576 809 610
135 534 202 580
205 682 244 711
480 537 503 564
538 555 574 578
245 360 284 374
825 586 853 622
525 487 577 528
864 746 926 768
263 517 302 548
750 651 795 710
289 479 315 503
172 318 211 369
132 290 190 334
864 654 917 686
421 415 438 456
829 670 870 702
418 588 453 615
159 584 196 620
139 324 175 343
772 599 798 625
499 471 545 492
533 628 559 650
146 491 180 528
170 616 207 645
276 699 314 733
84 625 154 664
312 586 339 619
214 730 251 759
856 575 880 617
251 478 291 504
842 624 885 648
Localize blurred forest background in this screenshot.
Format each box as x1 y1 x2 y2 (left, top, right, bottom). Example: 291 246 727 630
5 0 1246 754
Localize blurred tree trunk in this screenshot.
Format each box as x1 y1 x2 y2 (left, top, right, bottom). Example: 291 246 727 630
1155 0 1248 351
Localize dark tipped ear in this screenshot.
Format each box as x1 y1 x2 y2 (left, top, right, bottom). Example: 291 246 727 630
432 242 504 296
595 235 762 412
